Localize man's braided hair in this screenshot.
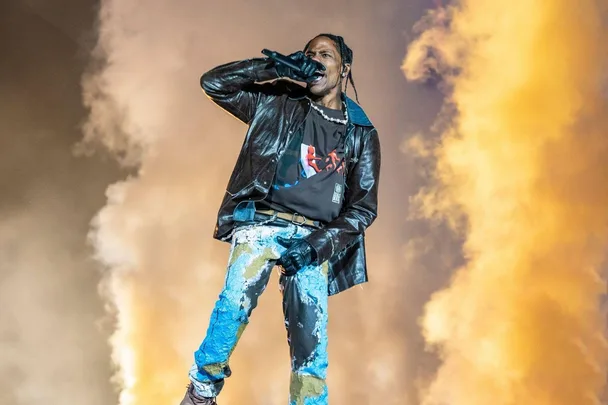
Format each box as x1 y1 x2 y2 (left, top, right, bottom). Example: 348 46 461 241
304 33 359 104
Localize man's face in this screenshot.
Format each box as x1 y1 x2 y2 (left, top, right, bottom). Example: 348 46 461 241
304 36 347 97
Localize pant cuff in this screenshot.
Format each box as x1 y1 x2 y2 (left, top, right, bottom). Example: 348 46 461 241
188 363 224 397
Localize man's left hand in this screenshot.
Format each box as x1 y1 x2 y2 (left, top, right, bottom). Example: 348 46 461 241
276 236 317 276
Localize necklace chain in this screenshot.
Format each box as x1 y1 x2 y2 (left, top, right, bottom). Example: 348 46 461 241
308 99 348 125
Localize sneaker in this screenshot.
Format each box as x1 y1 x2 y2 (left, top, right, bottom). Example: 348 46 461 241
179 384 217 405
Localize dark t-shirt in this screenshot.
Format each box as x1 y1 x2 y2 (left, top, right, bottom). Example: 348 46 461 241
261 103 347 223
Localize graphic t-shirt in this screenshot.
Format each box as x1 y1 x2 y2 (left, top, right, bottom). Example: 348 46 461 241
262 103 347 223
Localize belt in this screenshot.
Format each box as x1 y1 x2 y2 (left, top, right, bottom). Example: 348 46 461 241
256 209 321 228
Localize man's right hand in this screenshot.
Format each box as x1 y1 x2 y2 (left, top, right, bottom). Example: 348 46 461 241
273 51 319 82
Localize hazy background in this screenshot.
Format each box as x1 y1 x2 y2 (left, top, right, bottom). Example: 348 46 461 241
0 1 449 404
7 1 605 404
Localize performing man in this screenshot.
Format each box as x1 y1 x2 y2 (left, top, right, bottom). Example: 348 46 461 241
179 33 381 405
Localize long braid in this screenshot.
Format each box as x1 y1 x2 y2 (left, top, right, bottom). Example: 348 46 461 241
347 71 359 104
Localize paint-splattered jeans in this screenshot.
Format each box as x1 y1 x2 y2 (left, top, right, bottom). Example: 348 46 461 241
189 223 329 405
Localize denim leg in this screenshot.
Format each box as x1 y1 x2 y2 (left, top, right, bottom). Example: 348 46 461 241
189 226 283 397
281 260 330 405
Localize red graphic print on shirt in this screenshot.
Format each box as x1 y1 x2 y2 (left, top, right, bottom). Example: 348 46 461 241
300 144 345 178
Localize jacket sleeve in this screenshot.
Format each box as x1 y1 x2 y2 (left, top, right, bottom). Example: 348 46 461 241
306 128 381 265
200 58 280 123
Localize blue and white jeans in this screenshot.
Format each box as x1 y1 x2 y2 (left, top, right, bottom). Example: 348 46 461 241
189 223 330 405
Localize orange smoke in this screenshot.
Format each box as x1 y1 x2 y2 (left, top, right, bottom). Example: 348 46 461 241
403 1 608 404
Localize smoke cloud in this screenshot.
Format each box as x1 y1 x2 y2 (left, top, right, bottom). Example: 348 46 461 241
81 1 425 404
0 2 119 404
404 1 608 404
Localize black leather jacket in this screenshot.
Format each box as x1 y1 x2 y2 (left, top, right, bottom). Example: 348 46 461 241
201 58 381 296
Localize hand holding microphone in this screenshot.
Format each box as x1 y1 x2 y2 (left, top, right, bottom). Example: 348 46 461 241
262 49 325 82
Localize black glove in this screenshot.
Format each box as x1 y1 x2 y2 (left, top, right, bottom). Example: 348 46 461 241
273 51 319 82
276 236 317 276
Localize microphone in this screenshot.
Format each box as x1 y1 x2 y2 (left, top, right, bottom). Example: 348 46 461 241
261 49 325 74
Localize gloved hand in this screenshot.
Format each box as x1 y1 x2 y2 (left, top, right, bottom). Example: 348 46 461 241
273 51 320 82
276 236 317 276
